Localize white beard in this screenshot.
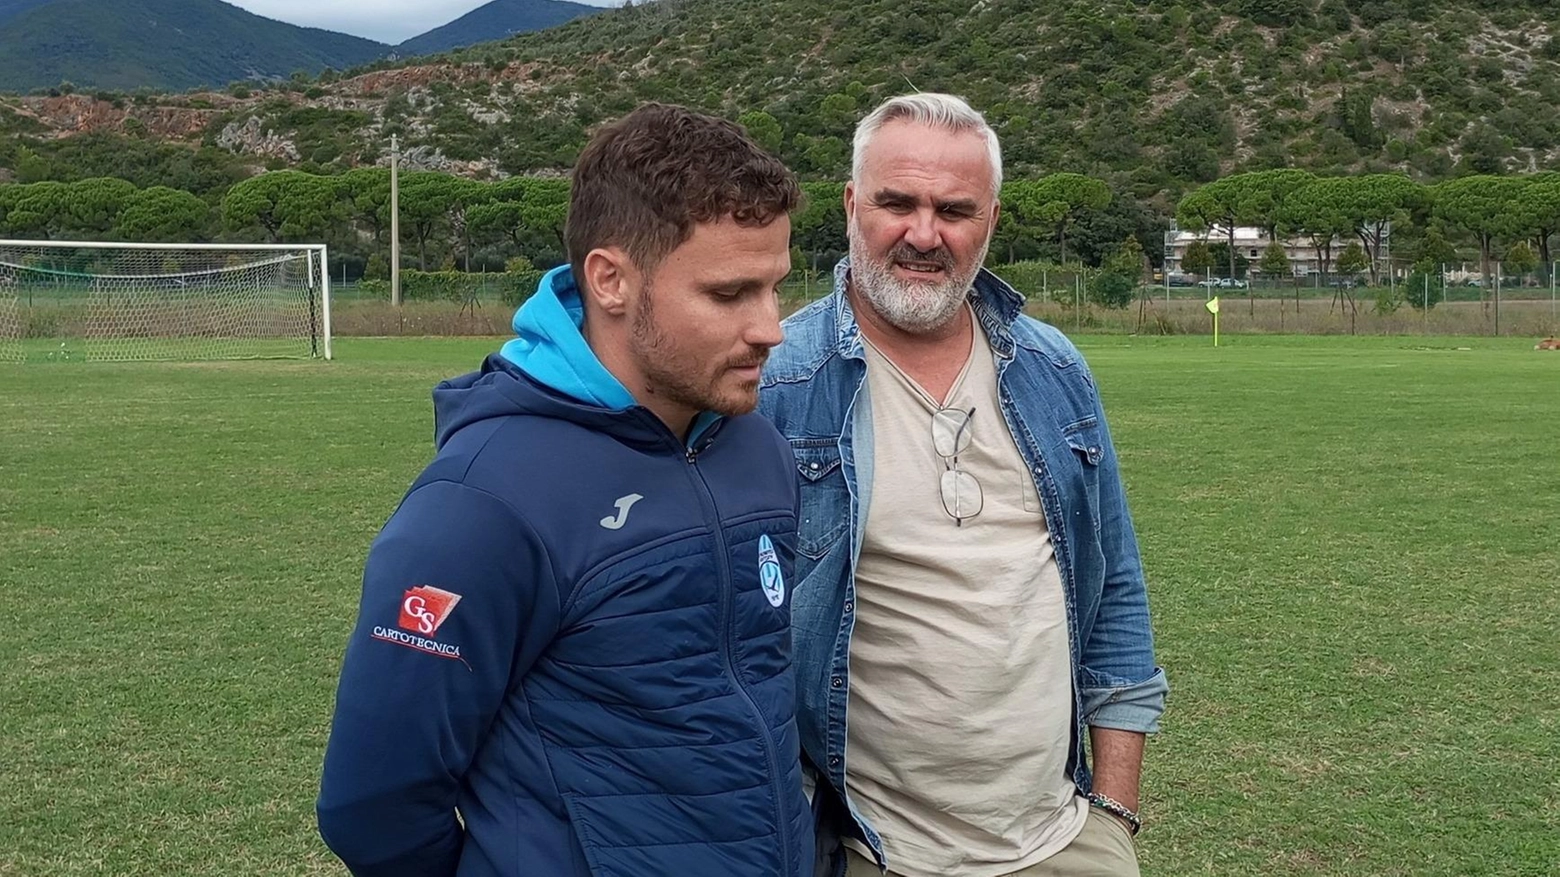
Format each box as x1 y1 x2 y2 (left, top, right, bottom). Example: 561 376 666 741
847 221 986 334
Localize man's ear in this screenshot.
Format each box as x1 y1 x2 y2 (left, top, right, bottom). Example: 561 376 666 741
581 247 637 317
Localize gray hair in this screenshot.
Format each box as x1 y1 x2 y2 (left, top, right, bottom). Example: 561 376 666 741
850 93 1003 194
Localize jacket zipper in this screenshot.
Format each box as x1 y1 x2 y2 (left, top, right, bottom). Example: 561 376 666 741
684 437 794 877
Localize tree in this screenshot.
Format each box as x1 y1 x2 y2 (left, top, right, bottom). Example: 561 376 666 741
1009 173 1110 265
793 182 846 273
1458 123 1510 175
737 111 784 153
3 181 70 239
1514 172 1560 282
1237 0 1310 27
396 171 465 270
1434 175 1524 301
1089 270 1136 309
1280 177 1355 282
1207 242 1251 279
1258 240 1291 282
794 134 847 175
1337 87 1382 150
1177 176 1246 282
443 177 488 272
817 92 858 133
1411 224 1458 269
516 178 570 253
115 186 210 242
1318 0 1352 32
1337 174 1425 285
1234 168 1315 242
1181 239 1214 276
467 199 530 251
1090 237 1142 308
339 168 391 243
1504 240 1539 280
0 185 16 234
1403 265 1446 310
1068 179 1169 269
63 177 137 237
1335 240 1369 278
221 171 338 243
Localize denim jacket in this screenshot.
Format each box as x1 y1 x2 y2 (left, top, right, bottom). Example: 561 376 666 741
757 259 1168 869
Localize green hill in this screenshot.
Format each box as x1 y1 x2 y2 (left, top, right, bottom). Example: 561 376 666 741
6 0 1560 204
406 0 1560 193
395 0 601 57
0 0 388 91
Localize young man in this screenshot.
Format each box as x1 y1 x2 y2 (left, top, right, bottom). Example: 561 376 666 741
759 94 1168 877
317 103 813 877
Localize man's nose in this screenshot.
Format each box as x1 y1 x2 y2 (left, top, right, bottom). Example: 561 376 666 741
747 292 784 350
903 208 942 253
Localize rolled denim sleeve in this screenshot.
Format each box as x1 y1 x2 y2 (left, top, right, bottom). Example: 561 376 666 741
1077 369 1168 734
1082 666 1168 732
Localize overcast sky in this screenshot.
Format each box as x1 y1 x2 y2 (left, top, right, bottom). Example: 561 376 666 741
227 0 620 45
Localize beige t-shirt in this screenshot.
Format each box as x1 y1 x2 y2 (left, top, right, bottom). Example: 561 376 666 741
845 312 1088 876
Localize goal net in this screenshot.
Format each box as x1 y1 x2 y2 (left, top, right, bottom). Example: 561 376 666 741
0 240 332 363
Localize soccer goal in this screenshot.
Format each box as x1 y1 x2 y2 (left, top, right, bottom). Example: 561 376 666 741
0 240 332 363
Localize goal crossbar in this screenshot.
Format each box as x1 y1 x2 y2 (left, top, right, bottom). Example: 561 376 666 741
0 252 303 281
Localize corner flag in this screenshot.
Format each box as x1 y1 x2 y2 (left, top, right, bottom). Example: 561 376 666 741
1205 297 1220 346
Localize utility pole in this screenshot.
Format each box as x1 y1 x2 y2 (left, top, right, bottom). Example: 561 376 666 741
390 134 401 307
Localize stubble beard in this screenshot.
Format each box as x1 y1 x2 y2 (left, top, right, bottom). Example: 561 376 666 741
630 282 765 418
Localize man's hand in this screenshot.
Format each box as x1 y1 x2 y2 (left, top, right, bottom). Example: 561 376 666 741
1088 727 1146 812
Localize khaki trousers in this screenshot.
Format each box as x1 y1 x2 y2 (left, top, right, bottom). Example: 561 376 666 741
844 808 1140 877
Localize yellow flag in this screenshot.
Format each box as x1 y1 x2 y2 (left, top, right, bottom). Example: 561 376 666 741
1205 297 1220 314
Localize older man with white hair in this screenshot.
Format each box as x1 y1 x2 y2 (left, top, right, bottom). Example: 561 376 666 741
759 93 1168 877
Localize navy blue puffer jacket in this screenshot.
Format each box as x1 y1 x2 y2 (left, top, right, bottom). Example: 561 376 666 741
317 270 811 877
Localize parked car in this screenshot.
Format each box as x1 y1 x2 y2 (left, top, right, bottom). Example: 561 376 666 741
1200 277 1249 288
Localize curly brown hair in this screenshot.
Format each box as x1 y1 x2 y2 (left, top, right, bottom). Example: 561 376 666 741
564 102 800 283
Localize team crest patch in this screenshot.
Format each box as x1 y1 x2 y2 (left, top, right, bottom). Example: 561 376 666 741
758 535 785 608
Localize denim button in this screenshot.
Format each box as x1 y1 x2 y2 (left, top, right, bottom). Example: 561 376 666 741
843 601 854 613
831 676 843 688
809 462 820 471
829 756 841 767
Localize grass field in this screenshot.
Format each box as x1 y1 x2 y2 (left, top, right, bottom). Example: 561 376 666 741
2 335 1557 875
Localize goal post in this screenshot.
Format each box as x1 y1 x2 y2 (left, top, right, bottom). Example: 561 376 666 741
0 240 332 363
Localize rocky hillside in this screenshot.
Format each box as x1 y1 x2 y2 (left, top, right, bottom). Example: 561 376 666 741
4 0 1560 204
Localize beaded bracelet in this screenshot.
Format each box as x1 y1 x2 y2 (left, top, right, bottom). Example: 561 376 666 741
1086 792 1142 836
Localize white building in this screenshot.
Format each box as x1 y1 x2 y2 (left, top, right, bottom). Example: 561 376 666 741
1164 225 1381 278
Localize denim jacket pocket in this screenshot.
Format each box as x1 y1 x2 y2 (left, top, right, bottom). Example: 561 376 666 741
791 440 849 561
1062 417 1103 531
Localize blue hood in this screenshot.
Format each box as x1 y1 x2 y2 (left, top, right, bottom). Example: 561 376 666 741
499 265 637 411
429 265 719 450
